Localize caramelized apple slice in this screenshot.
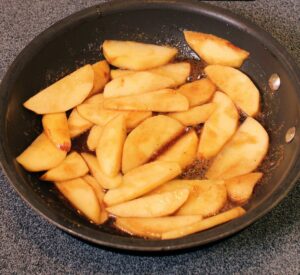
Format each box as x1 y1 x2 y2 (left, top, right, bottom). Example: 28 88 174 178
111 69 133 79
125 111 152 131
89 60 110 96
87 125 103 151
68 108 93 138
206 117 269 180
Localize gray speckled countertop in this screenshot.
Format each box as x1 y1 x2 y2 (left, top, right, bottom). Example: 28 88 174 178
0 0 299 274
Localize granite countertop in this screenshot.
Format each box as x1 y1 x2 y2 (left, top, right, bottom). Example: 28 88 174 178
0 0 299 274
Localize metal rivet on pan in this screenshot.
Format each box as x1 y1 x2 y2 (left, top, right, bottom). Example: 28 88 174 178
269 73 281 91
285 127 296 143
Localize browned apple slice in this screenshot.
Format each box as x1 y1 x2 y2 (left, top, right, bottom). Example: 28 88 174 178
87 125 103 151
41 152 88 181
225 172 263 204
81 153 122 189
42 112 71 152
206 117 269 180
198 92 239 159
16 133 67 172
168 103 216 126
205 65 260 116
103 40 178 70
104 89 189 112
122 115 184 173
111 69 133 79
55 178 102 224
68 108 94 138
96 115 127 177
184 31 249 67
115 215 203 239
177 78 216 107
89 60 110 96
125 111 152 131
157 130 198 169
106 189 189 218
104 161 182 206
162 207 246 239
24 65 94 114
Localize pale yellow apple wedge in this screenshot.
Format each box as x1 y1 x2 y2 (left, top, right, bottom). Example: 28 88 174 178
157 130 198 169
122 115 184 173
87 125 103 151
205 65 260 116
225 172 263 204
24 65 94 114
115 215 203 239
55 178 102 224
107 189 189 218
42 112 71 152
177 78 216 107
96 115 127 177
111 69 133 79
89 60 110 96
104 161 182 206
168 103 216 126
41 152 88 181
184 31 249 67
68 108 94 138
206 117 269 180
103 89 189 112
103 40 178 70
16 133 67 172
198 92 239 159
162 207 246 239
81 153 122 189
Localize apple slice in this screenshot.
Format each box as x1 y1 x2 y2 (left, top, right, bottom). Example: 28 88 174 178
122 115 184 173
168 103 216 126
55 178 102 224
205 65 260 116
68 108 94 138
104 161 182 206
41 152 88 181
115 215 203 239
125 111 152 131
16 133 67 172
104 89 189 112
103 40 178 70
157 130 198 169
225 172 263 204
177 78 216 107
81 153 122 189
206 117 269 180
89 60 110 96
198 92 239 159
162 207 246 239
96 115 127 177
111 69 133 79
24 65 94 114
184 31 249 67
151 179 226 217
87 125 103 151
42 112 71 152
106 189 189 218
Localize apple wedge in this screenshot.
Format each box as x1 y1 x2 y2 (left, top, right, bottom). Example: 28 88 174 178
162 207 246 239
81 153 122 189
205 65 260 116
111 69 133 79
115 215 203 239
198 92 239 159
16 133 67 172
103 40 178 70
104 89 189 112
55 178 102 224
125 111 152 130
96 115 127 177
41 152 88 181
122 115 184 173
177 78 216 107
157 130 198 169
184 31 249 67
24 65 94 114
206 117 269 180
42 112 71 152
68 108 93 138
104 161 182 206
106 189 189 218
89 60 110 96
225 172 263 204
151 179 226 217
168 103 216 126
87 125 103 151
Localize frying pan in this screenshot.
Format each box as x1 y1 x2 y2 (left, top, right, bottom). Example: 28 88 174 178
0 0 299 252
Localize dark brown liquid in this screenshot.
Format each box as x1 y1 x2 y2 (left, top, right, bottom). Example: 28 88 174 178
176 57 207 82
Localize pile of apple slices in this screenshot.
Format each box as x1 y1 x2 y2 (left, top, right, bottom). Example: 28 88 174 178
16 31 269 240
